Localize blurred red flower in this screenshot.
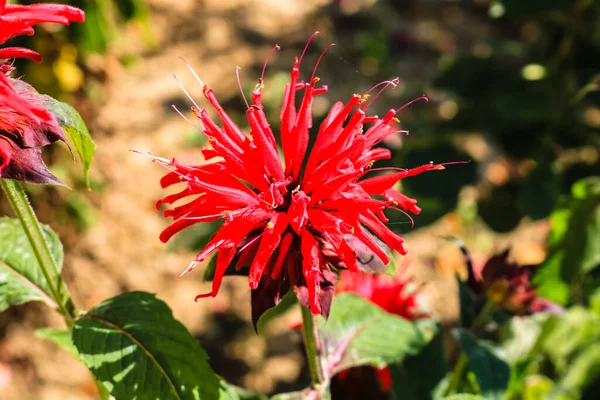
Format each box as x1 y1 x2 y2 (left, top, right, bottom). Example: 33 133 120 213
0 0 84 183
338 269 427 320
152 33 448 325
469 250 561 316
334 268 427 395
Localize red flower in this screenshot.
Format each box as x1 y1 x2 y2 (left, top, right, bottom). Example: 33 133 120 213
338 269 427 321
334 269 427 394
0 0 85 183
469 250 561 316
152 33 447 324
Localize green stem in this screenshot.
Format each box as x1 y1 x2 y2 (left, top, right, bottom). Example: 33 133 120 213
446 299 497 396
300 305 330 399
95 378 111 400
0 179 74 327
446 352 467 395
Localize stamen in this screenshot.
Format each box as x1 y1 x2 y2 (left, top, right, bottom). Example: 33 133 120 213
181 212 228 221
299 31 320 67
130 150 191 182
364 78 400 110
260 44 281 83
173 73 201 110
179 56 205 88
395 95 429 113
179 259 198 279
389 206 415 228
440 160 472 166
366 167 408 173
235 66 250 109
310 43 336 83
238 233 263 254
171 105 204 131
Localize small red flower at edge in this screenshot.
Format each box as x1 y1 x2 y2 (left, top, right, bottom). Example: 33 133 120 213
0 0 85 183
150 33 451 326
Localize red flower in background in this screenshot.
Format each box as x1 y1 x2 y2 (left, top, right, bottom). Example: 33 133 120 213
468 250 561 316
0 0 84 183
151 32 449 325
334 269 427 395
338 269 426 320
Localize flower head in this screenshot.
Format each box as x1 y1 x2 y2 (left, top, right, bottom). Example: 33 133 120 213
468 250 561 315
152 33 447 324
0 0 85 183
338 268 427 320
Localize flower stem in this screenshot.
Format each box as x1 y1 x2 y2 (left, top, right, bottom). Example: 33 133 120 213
0 179 75 327
446 299 497 396
94 378 111 400
300 305 330 399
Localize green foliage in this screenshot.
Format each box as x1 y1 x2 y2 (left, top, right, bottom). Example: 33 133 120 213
44 99 96 188
454 328 510 400
389 329 450 400
319 293 436 373
72 291 235 400
535 177 600 304
0 217 64 311
34 328 79 357
256 291 297 335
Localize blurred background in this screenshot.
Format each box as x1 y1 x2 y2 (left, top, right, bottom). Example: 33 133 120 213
1 0 599 398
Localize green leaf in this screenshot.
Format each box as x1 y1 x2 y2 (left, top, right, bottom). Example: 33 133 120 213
256 291 297 335
34 328 78 358
441 395 486 400
457 277 485 329
542 307 600 373
45 99 96 188
453 328 510 400
0 217 64 311
72 291 235 400
559 343 600 397
222 384 267 400
319 293 436 374
535 177 600 304
389 328 450 400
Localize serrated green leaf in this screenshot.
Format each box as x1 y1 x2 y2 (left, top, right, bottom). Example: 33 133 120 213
72 291 235 400
320 294 436 374
44 100 96 188
453 328 510 400
0 217 64 311
35 328 78 357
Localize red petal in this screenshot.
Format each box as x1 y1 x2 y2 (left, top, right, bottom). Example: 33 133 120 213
300 230 322 314
248 213 289 288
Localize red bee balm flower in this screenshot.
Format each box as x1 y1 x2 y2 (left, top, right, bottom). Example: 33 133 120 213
153 33 446 324
0 0 85 183
338 269 427 321
469 250 561 316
